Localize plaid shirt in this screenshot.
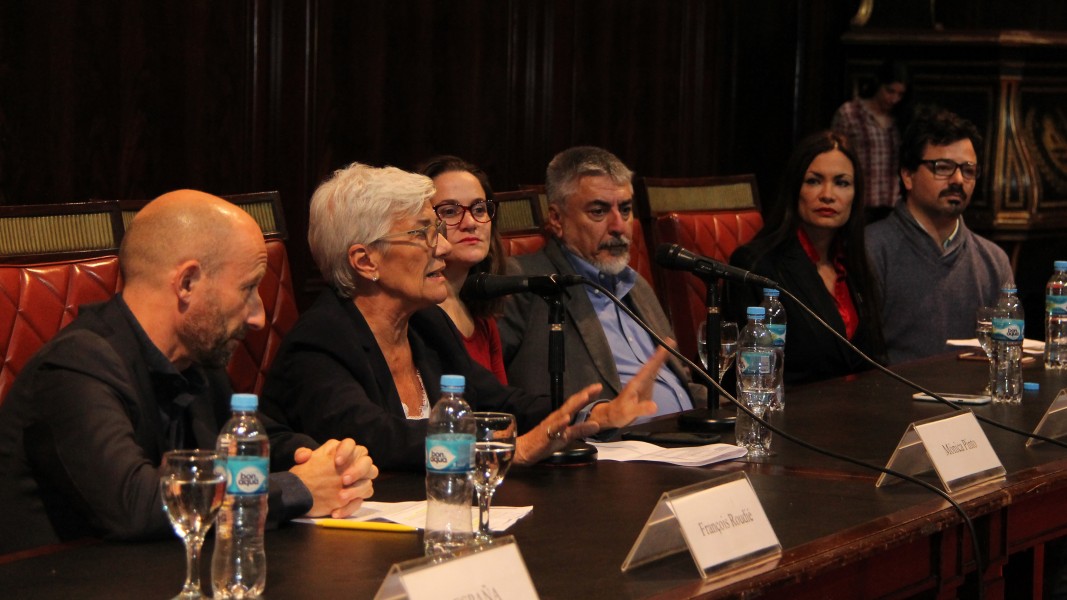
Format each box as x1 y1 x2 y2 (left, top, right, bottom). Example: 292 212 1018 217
831 99 901 209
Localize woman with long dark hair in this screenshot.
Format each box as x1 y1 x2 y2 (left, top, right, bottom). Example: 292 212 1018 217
726 131 885 385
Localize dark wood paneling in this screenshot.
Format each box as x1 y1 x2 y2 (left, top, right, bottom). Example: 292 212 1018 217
2 0 1065 305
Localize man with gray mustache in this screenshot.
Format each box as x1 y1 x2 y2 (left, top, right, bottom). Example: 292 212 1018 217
866 106 1013 363
499 146 704 422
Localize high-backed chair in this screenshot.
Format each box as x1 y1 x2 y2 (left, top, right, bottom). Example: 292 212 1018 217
0 201 126 404
120 192 297 395
634 175 764 359
494 190 547 257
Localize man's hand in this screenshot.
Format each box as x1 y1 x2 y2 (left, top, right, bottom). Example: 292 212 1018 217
290 439 378 518
587 346 670 429
514 384 602 466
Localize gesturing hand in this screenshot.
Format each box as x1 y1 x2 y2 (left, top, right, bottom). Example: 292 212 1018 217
514 384 602 465
588 346 670 429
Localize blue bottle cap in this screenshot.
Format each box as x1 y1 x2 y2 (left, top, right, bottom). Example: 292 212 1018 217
231 393 258 411
1055 260 1067 270
1001 286 1017 294
747 306 766 319
1023 382 1039 392
762 288 779 297
440 374 465 393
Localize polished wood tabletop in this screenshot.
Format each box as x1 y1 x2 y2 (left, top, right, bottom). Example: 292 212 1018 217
4 353 1067 599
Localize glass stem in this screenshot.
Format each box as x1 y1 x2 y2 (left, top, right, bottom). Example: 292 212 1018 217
182 536 205 596
478 490 494 536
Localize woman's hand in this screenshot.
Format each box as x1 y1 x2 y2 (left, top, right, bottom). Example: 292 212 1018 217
514 384 602 466
291 438 379 518
587 346 671 429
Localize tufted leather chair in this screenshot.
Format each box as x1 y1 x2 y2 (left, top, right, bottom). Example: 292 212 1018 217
632 174 764 359
0 256 123 405
653 210 764 360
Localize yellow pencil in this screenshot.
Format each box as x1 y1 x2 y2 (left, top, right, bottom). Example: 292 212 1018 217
313 519 418 533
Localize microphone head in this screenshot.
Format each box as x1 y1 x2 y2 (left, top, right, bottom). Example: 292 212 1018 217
654 243 695 270
460 272 491 298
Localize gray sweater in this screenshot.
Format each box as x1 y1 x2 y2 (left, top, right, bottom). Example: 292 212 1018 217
865 203 1013 364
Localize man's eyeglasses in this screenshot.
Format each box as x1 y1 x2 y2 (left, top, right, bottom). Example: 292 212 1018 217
433 200 496 225
376 220 447 249
920 159 981 181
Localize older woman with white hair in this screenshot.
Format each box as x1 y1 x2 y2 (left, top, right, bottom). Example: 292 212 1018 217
260 162 668 470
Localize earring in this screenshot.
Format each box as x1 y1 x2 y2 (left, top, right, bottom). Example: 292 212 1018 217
371 274 379 282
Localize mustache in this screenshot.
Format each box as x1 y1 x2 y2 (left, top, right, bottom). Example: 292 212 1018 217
940 184 968 202
598 236 631 252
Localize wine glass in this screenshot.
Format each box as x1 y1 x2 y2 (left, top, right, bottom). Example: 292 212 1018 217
976 306 994 396
160 450 225 600
718 322 739 383
469 412 516 544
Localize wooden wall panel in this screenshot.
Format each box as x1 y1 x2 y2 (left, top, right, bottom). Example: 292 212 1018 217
2 0 1064 305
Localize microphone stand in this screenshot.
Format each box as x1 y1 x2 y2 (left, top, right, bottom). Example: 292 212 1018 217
678 275 736 431
540 290 597 465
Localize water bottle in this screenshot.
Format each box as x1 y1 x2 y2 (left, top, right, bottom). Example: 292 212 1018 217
212 393 269 598
760 288 787 411
424 374 475 556
1045 260 1067 370
734 307 781 457
991 286 1024 404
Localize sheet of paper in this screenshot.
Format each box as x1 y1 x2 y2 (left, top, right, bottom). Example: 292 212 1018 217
589 441 748 467
294 501 532 532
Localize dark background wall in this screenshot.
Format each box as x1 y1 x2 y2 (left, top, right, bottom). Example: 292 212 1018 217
2 0 1065 306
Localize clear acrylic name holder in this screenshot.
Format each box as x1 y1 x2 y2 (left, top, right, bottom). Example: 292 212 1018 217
876 409 1005 493
1026 388 1067 448
374 536 539 600
621 471 781 582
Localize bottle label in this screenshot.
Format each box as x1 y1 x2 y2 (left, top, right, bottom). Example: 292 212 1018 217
1048 294 1067 316
992 317 1025 342
222 456 269 495
426 433 474 473
738 350 773 375
767 324 786 347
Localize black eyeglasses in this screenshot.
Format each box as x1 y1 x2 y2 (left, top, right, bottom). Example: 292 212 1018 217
920 159 981 181
433 200 496 225
376 220 447 249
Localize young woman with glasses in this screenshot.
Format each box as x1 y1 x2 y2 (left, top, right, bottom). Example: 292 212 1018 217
417 155 510 384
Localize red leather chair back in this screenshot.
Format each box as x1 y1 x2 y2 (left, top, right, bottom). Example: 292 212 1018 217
0 256 123 405
226 239 299 395
653 210 764 359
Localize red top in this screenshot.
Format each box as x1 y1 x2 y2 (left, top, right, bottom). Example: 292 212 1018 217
797 228 859 339
461 316 509 385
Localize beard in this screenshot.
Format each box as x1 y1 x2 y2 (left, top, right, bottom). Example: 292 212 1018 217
590 237 632 275
940 183 969 216
177 297 247 368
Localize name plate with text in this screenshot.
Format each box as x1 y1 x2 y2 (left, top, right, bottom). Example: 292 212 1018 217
1026 388 1067 448
621 472 781 581
374 536 538 600
876 410 1004 493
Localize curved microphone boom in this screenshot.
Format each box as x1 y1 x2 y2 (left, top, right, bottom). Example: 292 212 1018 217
461 272 587 299
654 243 778 288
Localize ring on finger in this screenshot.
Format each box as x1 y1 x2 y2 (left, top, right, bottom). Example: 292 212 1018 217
546 425 565 440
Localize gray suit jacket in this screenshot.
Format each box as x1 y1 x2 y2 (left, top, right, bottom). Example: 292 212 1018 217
498 238 706 408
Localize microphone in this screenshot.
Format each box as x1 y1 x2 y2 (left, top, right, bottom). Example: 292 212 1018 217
461 272 587 299
654 243 778 288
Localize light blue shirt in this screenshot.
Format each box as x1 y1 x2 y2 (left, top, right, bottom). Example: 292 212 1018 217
563 251 693 422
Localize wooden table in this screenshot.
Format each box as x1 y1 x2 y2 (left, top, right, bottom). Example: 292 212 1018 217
4 354 1067 599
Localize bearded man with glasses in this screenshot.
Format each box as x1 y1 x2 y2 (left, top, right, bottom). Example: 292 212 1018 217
865 106 1013 364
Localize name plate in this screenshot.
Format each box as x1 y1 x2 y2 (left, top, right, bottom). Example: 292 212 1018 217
876 410 1005 493
621 472 781 580
374 536 538 600
1026 388 1067 448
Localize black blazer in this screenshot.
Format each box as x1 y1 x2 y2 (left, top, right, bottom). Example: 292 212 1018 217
726 237 883 385
260 291 551 471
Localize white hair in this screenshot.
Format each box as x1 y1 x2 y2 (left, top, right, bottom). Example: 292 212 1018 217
308 162 435 298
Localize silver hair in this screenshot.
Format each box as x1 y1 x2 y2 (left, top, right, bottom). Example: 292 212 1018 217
308 162 435 298
545 146 634 208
